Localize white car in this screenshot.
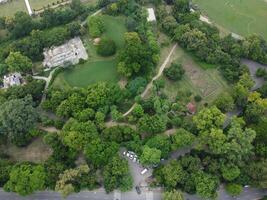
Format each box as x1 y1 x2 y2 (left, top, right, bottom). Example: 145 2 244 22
141 168 148 175
133 157 137 162
123 151 126 156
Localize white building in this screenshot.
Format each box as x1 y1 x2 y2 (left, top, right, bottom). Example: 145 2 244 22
43 37 88 68
147 8 156 22
3 72 22 89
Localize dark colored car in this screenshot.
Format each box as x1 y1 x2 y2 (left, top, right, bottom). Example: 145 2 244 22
135 186 141 194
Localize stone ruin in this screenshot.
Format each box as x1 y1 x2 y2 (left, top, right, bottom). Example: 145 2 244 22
42 37 88 69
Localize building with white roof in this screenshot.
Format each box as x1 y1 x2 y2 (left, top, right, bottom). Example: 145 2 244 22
147 8 156 22
43 37 88 68
3 72 22 89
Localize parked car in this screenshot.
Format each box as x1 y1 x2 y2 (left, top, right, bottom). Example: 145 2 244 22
135 186 141 194
141 168 148 175
123 151 126 156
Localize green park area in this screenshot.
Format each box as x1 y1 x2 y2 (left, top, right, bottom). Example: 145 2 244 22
192 0 267 40
52 15 126 89
0 0 27 17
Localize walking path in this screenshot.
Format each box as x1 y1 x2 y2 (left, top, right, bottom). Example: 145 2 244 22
24 0 33 15
123 43 177 117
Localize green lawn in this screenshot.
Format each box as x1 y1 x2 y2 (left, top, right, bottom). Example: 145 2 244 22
0 0 27 17
192 0 267 40
52 15 126 89
54 59 119 88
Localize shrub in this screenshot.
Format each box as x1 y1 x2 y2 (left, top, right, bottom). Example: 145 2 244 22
164 62 185 81
194 95 202 102
87 16 105 37
96 38 116 56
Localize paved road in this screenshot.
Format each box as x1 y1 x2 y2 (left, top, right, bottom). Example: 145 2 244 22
242 58 267 90
123 43 177 117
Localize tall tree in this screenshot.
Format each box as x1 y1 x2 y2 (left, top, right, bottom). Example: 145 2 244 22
5 52 33 73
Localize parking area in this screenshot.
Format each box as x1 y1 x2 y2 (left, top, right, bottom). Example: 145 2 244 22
120 149 152 191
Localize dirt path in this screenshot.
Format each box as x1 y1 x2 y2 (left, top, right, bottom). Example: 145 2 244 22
123 43 177 117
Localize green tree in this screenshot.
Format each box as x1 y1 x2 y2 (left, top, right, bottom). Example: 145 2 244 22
221 164 240 181
84 139 119 167
138 114 167 135
193 106 225 132
4 164 46 196
225 183 243 196
0 96 38 146
194 172 219 199
170 128 196 151
103 156 133 193
97 37 116 56
140 145 161 166
5 52 33 72
146 135 171 158
155 160 185 189
164 62 185 81
87 16 105 37
55 165 90 197
214 93 234 113
163 190 184 200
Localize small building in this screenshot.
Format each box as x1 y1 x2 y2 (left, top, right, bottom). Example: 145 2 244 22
3 72 22 89
147 8 156 22
187 102 196 115
43 37 88 69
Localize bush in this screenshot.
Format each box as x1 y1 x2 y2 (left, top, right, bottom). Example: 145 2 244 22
194 95 202 102
96 38 116 56
256 68 267 78
164 62 185 81
225 183 242 196
87 16 105 37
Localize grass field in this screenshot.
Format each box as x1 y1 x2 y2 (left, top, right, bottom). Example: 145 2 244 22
29 0 58 10
53 59 119 88
52 15 126 89
192 0 267 40
162 45 230 104
0 0 27 17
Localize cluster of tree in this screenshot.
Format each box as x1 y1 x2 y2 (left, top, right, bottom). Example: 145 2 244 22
87 15 105 37
156 0 267 83
97 37 116 56
163 62 185 81
0 0 91 39
0 96 38 146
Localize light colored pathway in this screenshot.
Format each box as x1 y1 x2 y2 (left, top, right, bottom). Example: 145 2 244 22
123 43 177 117
24 0 33 15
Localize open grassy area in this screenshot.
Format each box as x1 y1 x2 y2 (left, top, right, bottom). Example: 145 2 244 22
192 0 267 40
0 137 52 163
0 0 27 17
53 59 119 88
29 0 58 10
52 15 126 89
162 45 230 104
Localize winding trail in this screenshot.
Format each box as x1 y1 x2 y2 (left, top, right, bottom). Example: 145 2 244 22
123 43 177 117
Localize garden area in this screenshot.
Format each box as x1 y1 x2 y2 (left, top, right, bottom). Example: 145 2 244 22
52 15 127 89
192 0 267 40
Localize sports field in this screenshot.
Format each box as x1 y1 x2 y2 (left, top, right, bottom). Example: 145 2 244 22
192 0 267 40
